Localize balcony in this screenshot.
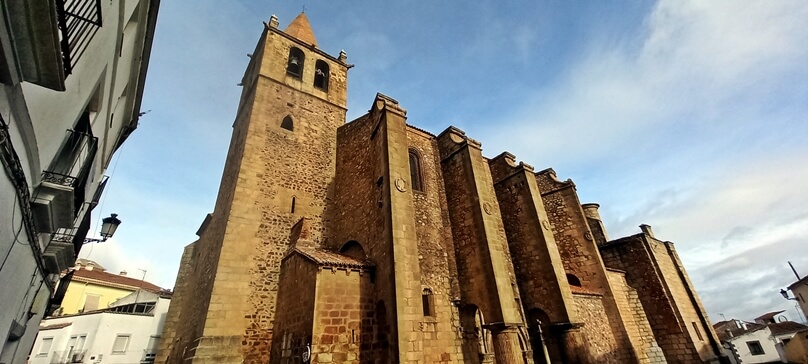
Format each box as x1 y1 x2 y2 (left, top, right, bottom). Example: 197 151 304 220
49 349 87 364
141 350 157 363
56 0 103 76
0 0 102 91
32 128 97 234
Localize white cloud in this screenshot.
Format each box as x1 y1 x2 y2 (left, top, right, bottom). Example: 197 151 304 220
476 0 808 321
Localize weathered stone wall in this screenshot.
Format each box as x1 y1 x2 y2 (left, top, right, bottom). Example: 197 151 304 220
599 234 719 363
270 254 317 364
333 111 397 359
381 102 427 364
607 269 667 364
488 153 576 327
407 126 466 363
437 127 527 363
571 294 623 363
310 265 376 363
154 241 196 363
650 240 719 361
158 22 350 363
156 56 257 362
534 169 636 363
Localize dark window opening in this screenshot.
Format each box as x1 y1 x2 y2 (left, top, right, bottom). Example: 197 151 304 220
286 47 305 78
747 340 764 355
692 322 704 341
340 241 366 260
422 288 434 317
291 196 296 213
566 273 581 287
314 60 329 90
408 149 424 193
281 116 294 131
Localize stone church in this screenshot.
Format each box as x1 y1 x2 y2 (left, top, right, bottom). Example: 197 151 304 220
156 13 727 364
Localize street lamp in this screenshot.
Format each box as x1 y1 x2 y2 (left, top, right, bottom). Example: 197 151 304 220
83 213 122 243
780 288 798 301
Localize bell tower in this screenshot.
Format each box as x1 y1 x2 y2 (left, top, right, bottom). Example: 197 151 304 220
156 13 350 364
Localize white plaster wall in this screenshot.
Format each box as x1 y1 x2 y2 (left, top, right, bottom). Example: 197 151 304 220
728 328 781 364
0 0 157 363
28 297 169 364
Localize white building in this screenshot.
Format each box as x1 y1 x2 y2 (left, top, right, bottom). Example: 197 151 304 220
0 1 160 363
715 318 808 364
29 290 170 364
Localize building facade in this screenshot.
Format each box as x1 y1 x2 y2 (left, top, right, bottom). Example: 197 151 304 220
55 259 164 316
156 13 725 364
787 276 808 320
0 1 159 363
29 290 170 364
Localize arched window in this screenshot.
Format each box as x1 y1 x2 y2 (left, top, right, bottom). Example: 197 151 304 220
290 196 296 213
281 115 294 131
566 273 581 287
314 60 329 90
286 47 305 78
408 149 424 192
422 288 434 317
340 241 367 260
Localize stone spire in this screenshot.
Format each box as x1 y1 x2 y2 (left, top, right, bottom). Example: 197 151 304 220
284 12 317 46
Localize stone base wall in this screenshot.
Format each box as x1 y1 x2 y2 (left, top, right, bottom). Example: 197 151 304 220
572 294 625 363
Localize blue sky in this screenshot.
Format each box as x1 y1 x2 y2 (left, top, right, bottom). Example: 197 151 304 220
81 0 808 323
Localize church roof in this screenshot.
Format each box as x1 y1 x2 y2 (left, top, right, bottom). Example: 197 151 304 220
284 12 317 46
291 246 373 270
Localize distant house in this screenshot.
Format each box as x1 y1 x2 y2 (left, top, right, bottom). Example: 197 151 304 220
783 329 808 363
56 259 164 315
714 317 808 364
29 290 170 364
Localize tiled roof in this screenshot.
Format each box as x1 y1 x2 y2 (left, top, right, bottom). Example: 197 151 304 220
714 321 766 342
769 321 808 336
284 12 317 46
72 269 163 293
755 310 786 323
40 322 72 331
788 276 808 290
292 246 374 270
569 285 602 296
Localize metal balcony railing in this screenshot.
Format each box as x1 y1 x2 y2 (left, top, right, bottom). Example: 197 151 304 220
141 350 157 363
55 0 103 75
49 349 87 364
42 129 98 190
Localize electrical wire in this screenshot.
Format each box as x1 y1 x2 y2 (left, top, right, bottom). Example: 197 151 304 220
0 193 28 273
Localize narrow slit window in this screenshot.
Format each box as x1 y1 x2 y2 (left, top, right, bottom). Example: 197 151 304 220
286 47 305 78
291 197 296 213
408 149 424 192
314 60 329 90
422 288 434 317
692 322 703 341
281 116 294 131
